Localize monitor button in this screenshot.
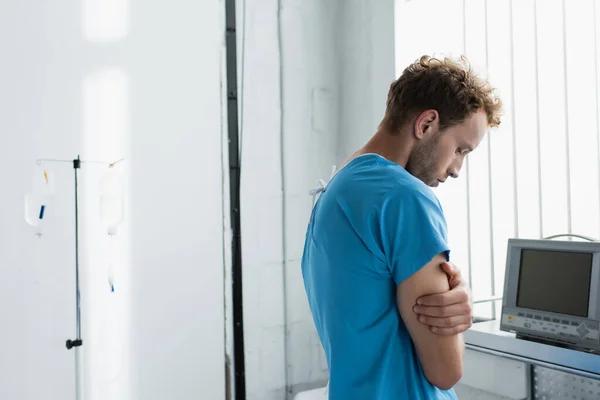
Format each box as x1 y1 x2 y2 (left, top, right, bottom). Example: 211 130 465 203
526 314 533 318
571 321 579 326
543 317 550 322
562 320 569 325
577 324 590 338
535 316 542 320
552 318 560 323
518 312 525 317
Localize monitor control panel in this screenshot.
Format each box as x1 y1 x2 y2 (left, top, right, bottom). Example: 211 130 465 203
502 306 600 352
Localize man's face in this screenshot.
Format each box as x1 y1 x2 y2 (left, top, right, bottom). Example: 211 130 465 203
406 110 488 187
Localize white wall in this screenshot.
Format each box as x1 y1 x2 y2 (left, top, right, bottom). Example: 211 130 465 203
240 0 395 398
337 0 397 165
0 1 226 399
238 0 286 398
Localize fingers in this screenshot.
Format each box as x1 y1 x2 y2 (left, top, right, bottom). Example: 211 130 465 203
430 323 472 336
440 261 464 288
417 287 470 306
413 303 471 318
417 314 472 329
440 261 457 276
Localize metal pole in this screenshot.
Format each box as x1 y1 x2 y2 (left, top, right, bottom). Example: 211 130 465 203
66 155 83 400
74 155 81 342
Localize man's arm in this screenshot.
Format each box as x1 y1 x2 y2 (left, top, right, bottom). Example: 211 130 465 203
397 253 464 390
415 261 473 335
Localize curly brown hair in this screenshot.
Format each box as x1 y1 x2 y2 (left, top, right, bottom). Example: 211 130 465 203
382 55 502 133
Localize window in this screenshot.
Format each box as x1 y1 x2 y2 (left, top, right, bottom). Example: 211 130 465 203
395 0 600 318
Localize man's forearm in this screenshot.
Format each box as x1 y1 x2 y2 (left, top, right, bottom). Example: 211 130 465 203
420 333 464 390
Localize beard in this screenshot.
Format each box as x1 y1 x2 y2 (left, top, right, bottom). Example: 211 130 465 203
406 133 440 186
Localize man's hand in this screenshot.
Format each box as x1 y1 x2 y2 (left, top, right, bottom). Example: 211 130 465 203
413 261 473 336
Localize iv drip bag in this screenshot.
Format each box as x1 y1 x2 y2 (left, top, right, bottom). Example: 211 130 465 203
100 169 124 230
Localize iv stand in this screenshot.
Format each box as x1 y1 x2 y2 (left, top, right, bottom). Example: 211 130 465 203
65 156 84 400
34 155 123 400
37 156 84 399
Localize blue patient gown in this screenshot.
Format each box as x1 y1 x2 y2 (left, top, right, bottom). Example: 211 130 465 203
302 154 458 400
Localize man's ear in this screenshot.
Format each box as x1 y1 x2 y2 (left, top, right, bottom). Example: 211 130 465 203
414 110 440 140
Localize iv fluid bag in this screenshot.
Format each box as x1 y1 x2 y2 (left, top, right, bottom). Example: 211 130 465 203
100 170 124 229
25 193 54 228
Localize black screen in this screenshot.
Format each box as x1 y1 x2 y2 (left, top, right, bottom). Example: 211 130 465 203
516 249 592 317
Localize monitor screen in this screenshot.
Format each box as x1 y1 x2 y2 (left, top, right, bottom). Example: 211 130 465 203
516 249 593 317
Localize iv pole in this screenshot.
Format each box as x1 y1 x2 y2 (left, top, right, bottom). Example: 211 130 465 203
66 156 83 400
33 155 124 400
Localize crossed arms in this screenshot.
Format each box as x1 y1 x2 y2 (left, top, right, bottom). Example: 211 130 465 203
396 254 472 390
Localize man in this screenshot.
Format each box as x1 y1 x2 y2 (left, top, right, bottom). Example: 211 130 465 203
301 55 502 399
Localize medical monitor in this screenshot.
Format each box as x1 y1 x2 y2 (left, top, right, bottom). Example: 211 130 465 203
500 239 600 353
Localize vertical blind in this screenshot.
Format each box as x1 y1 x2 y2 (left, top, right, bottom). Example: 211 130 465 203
395 0 600 318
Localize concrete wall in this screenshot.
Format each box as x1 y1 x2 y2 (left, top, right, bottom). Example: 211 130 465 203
0 1 226 399
238 0 287 398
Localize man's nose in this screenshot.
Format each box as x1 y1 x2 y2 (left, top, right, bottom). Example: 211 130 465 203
448 158 463 179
